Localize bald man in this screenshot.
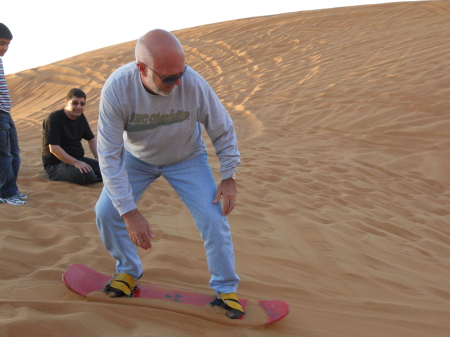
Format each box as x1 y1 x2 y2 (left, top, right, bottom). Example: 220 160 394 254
95 29 244 318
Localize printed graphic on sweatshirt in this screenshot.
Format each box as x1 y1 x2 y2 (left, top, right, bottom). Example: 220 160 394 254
126 109 190 132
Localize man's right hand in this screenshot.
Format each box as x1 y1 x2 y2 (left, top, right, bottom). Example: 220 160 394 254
74 160 93 173
122 209 156 250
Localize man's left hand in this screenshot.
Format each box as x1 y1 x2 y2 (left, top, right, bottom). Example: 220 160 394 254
213 179 237 216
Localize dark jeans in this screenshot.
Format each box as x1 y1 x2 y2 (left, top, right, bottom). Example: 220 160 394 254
45 157 102 185
0 111 21 198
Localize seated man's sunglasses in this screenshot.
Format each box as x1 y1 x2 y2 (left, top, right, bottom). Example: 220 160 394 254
69 100 86 106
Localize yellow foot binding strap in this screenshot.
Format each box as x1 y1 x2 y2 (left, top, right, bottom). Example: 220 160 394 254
103 273 137 298
210 292 245 319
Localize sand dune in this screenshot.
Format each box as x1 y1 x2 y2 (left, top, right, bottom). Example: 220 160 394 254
2 1 450 336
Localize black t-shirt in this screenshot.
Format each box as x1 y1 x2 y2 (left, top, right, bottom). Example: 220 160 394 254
42 109 95 167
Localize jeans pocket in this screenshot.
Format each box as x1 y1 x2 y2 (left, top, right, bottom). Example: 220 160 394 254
0 121 11 152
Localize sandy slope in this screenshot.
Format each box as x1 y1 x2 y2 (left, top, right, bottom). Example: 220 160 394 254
2 1 450 336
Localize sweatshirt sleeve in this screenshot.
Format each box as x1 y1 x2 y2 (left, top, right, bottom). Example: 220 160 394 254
198 82 240 180
98 84 136 215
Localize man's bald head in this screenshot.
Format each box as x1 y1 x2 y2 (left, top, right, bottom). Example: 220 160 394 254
135 29 184 66
135 29 186 96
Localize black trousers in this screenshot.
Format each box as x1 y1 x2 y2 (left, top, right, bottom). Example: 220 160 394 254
45 157 102 185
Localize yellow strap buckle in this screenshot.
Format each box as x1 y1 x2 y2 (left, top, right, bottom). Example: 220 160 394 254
219 292 244 313
107 273 136 297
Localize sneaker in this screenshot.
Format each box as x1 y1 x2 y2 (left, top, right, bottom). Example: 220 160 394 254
16 191 27 199
0 196 26 205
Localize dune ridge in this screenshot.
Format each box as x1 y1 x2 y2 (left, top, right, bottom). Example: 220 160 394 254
2 1 450 336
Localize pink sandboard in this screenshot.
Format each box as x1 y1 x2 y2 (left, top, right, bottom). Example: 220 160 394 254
62 264 289 326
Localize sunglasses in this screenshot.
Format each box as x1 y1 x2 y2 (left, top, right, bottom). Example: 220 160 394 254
69 100 86 106
144 64 187 85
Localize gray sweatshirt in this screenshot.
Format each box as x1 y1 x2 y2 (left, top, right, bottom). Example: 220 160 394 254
98 62 240 215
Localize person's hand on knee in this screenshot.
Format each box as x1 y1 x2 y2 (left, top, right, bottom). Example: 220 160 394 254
74 160 92 173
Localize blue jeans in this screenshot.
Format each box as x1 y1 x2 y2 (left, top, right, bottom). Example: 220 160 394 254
0 111 21 198
44 157 102 185
95 152 240 294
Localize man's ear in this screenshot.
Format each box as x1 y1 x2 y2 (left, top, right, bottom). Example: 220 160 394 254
136 62 146 75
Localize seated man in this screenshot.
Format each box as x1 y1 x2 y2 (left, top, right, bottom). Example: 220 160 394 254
42 88 102 185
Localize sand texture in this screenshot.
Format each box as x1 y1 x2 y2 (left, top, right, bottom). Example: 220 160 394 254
2 1 450 336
